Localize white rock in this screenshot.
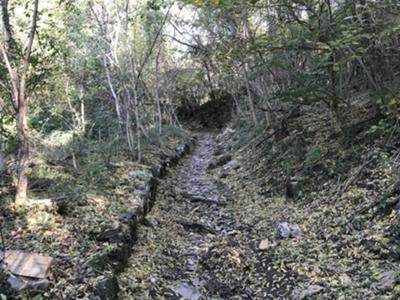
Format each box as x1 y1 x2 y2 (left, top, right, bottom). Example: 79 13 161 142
278 222 302 239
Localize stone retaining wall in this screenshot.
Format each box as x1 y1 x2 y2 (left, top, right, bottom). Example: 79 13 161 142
91 140 194 299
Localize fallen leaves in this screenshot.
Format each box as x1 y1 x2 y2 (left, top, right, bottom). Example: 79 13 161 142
217 110 400 299
1 132 191 299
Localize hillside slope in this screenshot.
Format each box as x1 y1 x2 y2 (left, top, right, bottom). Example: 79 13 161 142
209 103 400 299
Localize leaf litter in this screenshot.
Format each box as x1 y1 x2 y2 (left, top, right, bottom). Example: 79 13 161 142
119 132 295 299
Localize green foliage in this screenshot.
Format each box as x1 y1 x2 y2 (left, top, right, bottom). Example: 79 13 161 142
304 146 322 167
143 126 188 147
378 98 400 119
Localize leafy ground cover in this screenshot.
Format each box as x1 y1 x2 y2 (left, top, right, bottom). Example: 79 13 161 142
216 104 400 299
1 126 190 299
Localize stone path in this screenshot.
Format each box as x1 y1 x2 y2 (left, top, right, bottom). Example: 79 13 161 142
118 133 291 299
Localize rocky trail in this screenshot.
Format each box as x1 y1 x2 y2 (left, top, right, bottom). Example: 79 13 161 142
118 132 294 299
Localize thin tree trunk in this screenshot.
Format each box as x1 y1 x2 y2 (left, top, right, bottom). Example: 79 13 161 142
0 0 39 205
80 85 85 134
103 57 123 126
155 49 162 134
15 99 29 204
133 90 142 162
243 63 258 126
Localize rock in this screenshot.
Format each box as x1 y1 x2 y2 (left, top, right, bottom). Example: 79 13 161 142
208 154 232 169
289 224 302 238
285 180 300 200
258 239 270 250
189 195 207 202
149 276 157 284
128 170 150 180
216 127 235 143
223 160 240 171
127 197 146 222
106 243 130 273
87 243 130 273
370 270 397 292
291 284 324 299
87 252 110 271
339 273 351 286
218 171 229 179
173 283 201 300
151 164 164 177
7 276 26 291
97 222 131 244
278 222 302 239
278 223 291 239
93 275 120 300
214 147 223 156
1 250 53 279
175 144 189 157
365 181 376 190
7 275 50 292
119 210 138 231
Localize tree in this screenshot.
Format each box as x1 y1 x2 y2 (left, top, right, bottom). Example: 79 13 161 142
0 0 39 205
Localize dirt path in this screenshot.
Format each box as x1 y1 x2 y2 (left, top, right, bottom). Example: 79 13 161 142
119 133 292 299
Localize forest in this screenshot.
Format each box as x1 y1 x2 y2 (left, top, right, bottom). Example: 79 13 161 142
0 0 400 299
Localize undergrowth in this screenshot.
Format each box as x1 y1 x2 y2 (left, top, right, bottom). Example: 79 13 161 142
220 103 400 299
0 125 189 299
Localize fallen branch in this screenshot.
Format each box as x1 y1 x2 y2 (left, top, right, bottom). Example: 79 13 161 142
336 159 374 197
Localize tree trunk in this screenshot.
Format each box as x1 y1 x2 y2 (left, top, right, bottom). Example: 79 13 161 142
243 63 258 126
15 95 29 205
1 0 39 205
155 49 162 134
133 89 142 163
103 57 123 126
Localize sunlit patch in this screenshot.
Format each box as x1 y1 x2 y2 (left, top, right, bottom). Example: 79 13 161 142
27 211 56 229
86 193 109 209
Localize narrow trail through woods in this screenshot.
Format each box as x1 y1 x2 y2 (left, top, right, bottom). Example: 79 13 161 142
119 132 293 299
